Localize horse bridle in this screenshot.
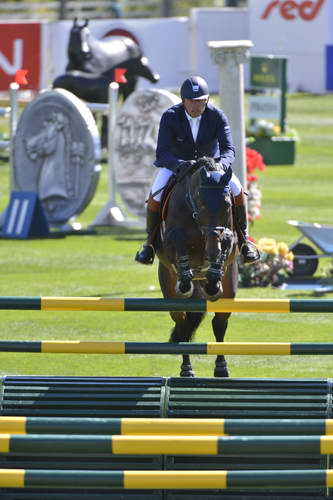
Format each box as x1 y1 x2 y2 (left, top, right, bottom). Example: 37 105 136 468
185 172 230 236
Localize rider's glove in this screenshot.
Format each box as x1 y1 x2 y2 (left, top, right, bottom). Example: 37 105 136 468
175 160 196 175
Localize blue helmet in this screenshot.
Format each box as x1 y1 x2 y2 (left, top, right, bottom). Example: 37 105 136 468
180 76 209 100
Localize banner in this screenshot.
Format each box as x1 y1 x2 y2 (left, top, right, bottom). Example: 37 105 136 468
0 22 41 91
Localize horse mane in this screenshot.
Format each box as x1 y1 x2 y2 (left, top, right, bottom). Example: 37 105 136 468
196 156 218 172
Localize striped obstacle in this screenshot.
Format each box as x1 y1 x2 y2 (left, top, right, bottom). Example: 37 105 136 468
1 340 333 355
0 468 332 489
1 296 333 312
1 416 333 436
1 434 333 456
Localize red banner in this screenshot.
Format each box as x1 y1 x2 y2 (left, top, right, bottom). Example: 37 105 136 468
0 23 41 91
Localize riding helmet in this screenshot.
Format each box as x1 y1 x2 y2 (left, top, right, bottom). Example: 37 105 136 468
180 76 209 100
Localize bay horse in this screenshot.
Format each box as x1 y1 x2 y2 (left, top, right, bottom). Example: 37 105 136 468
156 157 238 378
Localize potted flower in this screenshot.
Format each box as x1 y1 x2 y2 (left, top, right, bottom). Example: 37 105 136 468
246 147 266 223
238 238 294 288
246 119 298 165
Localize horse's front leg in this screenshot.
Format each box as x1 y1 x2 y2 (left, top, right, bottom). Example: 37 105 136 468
170 311 206 377
212 259 238 377
204 229 232 301
168 228 194 298
175 254 194 298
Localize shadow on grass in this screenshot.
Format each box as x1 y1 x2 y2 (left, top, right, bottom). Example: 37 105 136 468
93 225 145 241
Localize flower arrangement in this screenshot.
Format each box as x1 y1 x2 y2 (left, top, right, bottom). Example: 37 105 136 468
246 119 299 141
238 238 294 288
246 147 266 223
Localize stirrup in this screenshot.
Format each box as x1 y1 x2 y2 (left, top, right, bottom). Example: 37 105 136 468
240 242 260 264
135 244 155 265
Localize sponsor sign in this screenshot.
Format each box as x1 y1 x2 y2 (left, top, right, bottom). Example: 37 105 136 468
249 0 331 92
0 23 41 91
260 0 325 21
250 56 284 89
249 95 281 120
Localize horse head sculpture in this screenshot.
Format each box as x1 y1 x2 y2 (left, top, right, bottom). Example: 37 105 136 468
53 19 160 102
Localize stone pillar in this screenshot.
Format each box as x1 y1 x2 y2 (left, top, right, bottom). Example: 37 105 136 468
208 40 253 190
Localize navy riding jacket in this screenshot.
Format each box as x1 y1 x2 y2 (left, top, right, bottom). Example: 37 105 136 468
154 102 235 171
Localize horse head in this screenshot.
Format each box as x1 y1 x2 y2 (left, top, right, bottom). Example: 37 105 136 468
170 157 235 301
66 18 90 72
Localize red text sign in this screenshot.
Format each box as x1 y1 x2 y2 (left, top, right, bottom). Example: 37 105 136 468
0 23 41 90
261 0 325 21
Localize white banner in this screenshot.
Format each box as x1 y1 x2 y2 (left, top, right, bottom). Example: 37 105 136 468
249 95 281 120
248 0 331 92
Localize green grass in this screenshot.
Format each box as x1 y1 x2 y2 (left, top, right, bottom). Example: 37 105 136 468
0 93 332 379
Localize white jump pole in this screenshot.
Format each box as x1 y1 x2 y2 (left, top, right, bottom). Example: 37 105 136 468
91 81 126 226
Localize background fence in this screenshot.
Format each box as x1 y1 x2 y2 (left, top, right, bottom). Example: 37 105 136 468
0 0 246 20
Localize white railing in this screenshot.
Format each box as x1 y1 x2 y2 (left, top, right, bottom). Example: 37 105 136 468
0 0 162 19
0 0 238 20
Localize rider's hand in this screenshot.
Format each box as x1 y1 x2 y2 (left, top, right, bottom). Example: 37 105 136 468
175 160 196 173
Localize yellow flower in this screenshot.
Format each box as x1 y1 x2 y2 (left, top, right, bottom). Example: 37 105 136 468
277 242 289 257
258 238 278 255
286 251 294 261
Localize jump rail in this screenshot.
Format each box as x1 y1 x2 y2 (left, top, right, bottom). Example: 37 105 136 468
1 416 332 435
1 434 333 456
0 468 332 489
1 297 333 312
2 340 333 355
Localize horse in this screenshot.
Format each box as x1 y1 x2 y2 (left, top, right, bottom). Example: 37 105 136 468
155 157 239 378
54 19 160 102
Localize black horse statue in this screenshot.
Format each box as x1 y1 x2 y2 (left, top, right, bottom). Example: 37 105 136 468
53 19 160 102
156 157 239 378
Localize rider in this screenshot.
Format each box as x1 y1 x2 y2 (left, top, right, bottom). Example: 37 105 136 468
135 75 259 266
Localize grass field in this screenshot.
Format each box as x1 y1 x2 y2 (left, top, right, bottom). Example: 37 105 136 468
0 92 332 380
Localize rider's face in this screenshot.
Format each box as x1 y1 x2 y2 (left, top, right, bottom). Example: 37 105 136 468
183 98 208 118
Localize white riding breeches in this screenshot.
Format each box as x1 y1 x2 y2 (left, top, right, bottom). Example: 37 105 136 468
151 167 242 201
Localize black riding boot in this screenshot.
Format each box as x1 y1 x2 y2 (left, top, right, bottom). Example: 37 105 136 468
135 208 160 265
235 205 260 264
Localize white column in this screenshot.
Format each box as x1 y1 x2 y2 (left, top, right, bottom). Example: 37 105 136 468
208 40 253 191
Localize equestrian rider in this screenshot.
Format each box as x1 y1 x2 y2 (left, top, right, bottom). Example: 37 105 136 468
135 75 259 265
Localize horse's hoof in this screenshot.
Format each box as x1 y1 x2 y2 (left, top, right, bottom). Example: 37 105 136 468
175 280 194 298
202 281 223 301
214 364 229 377
180 365 195 377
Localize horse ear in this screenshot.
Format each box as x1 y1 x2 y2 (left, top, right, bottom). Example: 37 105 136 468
220 165 232 185
74 18 77 25
84 19 89 27
200 167 209 183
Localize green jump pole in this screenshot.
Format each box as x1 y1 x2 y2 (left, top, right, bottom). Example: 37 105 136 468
0 468 332 489
1 416 332 436
0 297 333 312
1 434 333 456
1 340 333 355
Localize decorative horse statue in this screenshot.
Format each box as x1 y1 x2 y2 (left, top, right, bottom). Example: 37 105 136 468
53 19 160 102
156 157 238 378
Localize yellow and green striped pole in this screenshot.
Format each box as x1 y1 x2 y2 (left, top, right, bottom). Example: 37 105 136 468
0 340 333 355
0 468 332 489
0 297 333 313
0 417 332 436
1 434 333 455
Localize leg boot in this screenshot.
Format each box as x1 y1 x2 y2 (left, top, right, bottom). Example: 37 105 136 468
135 199 160 265
234 200 260 264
